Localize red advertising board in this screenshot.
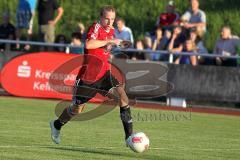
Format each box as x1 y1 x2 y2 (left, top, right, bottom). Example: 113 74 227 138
1 52 125 102
1 52 80 100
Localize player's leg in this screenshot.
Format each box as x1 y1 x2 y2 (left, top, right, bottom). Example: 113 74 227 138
103 73 133 140
50 80 96 144
115 86 133 140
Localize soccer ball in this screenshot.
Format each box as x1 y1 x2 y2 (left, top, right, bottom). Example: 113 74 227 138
127 132 150 153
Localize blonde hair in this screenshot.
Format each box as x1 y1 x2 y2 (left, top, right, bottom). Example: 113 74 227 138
100 5 116 17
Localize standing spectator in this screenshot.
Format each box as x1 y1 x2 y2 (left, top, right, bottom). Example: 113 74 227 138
0 11 16 51
213 26 240 67
16 0 37 50
115 17 134 45
175 38 197 65
152 27 171 61
181 0 206 37
156 0 180 31
37 0 64 43
68 32 84 54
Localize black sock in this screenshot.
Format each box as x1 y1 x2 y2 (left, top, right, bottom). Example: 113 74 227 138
120 105 133 140
54 119 65 130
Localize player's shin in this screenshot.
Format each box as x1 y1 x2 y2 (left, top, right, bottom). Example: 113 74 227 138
54 104 85 130
120 105 133 140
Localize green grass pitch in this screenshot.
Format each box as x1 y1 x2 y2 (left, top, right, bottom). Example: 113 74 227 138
0 97 239 160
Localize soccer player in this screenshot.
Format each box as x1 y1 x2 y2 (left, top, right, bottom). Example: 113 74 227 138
50 5 133 145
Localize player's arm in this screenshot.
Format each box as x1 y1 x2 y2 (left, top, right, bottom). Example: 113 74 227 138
85 39 122 49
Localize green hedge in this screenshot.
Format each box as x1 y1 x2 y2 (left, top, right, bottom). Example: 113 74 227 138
1 0 240 51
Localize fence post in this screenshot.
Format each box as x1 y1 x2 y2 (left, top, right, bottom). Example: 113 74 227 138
167 52 187 108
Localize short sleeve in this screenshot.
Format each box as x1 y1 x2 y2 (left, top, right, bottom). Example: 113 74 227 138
87 23 100 40
200 11 206 23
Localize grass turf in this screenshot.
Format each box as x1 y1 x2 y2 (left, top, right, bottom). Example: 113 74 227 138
0 97 239 160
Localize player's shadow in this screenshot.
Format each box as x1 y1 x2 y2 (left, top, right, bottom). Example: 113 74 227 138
47 146 177 160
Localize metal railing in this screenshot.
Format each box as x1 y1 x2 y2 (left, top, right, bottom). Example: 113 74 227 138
0 39 240 59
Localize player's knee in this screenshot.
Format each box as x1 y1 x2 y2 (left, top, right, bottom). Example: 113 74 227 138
117 86 128 98
68 104 85 115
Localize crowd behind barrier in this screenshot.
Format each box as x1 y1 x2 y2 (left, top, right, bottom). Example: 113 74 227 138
0 39 240 66
1 0 240 68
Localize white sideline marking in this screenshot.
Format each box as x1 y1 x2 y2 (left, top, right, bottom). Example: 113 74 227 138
0 145 240 151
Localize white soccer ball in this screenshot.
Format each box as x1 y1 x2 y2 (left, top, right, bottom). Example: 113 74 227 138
127 132 150 153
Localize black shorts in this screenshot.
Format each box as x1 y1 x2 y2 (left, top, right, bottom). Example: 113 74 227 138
72 71 120 105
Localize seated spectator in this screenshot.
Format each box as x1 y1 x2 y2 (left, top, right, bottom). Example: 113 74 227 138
156 0 180 31
0 11 16 51
175 38 197 66
168 26 186 52
142 34 153 60
16 0 37 50
115 17 134 45
132 39 146 60
68 32 84 54
190 28 207 54
55 34 67 52
168 26 186 63
189 28 208 64
213 26 240 67
181 0 206 38
152 27 171 61
76 22 86 42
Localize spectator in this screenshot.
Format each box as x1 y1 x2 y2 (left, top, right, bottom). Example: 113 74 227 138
175 38 197 65
54 34 67 52
213 26 240 67
143 35 154 61
132 39 146 60
152 27 171 61
168 26 186 53
168 26 186 63
156 0 180 31
181 0 206 37
16 0 37 50
190 28 207 54
68 32 84 54
76 22 87 42
189 28 208 64
115 17 134 45
37 0 64 43
0 11 16 51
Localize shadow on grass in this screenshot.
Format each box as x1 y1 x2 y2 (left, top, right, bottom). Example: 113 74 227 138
46 145 177 160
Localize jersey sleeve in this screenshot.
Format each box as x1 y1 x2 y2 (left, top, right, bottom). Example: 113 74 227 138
87 23 100 40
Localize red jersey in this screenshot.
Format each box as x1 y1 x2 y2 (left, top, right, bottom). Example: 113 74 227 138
78 22 114 83
158 12 180 26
